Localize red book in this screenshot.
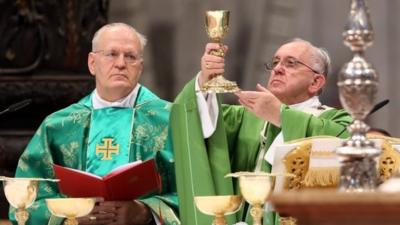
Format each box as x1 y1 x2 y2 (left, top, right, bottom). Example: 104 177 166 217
53 159 162 201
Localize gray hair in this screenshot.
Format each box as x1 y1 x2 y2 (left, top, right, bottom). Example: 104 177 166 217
92 23 147 53
290 38 331 78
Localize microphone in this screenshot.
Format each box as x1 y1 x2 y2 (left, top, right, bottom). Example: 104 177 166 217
368 99 389 116
0 99 32 116
336 99 389 137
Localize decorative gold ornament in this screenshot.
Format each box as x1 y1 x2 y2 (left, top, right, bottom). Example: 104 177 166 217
379 139 400 182
280 216 298 225
96 138 119 160
283 142 311 189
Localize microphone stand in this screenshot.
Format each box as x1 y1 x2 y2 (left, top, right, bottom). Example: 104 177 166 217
0 99 32 116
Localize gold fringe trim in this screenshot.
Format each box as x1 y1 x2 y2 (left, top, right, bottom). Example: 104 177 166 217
303 167 339 187
286 136 341 144
310 151 336 157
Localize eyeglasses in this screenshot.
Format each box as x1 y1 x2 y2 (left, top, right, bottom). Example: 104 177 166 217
264 57 320 74
93 50 142 65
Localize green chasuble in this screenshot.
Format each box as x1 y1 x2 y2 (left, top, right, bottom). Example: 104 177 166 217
171 78 352 225
10 86 180 225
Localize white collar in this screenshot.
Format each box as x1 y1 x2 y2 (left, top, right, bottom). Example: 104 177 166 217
92 84 141 109
289 96 321 110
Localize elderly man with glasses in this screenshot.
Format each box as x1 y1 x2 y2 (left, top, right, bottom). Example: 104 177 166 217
171 38 352 225
10 23 179 225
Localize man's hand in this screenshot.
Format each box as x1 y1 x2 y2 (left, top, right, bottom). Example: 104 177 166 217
199 43 228 89
77 200 116 225
78 200 153 225
235 84 282 127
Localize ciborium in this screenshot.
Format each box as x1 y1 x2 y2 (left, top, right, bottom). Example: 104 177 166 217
194 195 242 225
0 176 57 225
46 198 96 225
202 10 240 93
336 0 381 191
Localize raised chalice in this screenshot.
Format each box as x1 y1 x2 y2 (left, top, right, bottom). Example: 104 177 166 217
46 198 95 225
0 176 58 225
202 10 240 93
194 195 242 225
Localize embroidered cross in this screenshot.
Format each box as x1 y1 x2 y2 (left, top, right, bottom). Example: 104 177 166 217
96 138 119 160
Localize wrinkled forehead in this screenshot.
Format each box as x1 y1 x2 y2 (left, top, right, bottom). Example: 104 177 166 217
273 42 314 61
96 27 141 52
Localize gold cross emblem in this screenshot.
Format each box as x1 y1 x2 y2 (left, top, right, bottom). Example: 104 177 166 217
96 138 120 160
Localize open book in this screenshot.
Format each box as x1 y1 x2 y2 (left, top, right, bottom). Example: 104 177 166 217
53 159 162 201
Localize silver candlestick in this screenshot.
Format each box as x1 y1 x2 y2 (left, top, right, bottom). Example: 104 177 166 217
336 0 380 191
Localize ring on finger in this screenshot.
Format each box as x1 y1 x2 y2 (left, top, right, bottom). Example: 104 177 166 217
89 216 97 221
205 62 211 69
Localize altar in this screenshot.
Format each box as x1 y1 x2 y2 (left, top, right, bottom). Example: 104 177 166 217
271 190 400 225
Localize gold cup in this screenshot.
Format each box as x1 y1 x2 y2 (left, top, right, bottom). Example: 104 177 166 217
0 177 58 225
194 195 242 225
1 178 38 225
226 172 293 225
239 174 272 225
46 198 95 225
202 10 240 93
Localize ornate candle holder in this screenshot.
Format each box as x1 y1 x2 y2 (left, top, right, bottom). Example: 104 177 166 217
201 10 240 93
46 198 96 225
194 195 242 225
336 0 381 191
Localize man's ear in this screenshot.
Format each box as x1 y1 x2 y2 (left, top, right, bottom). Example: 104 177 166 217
138 60 144 76
309 74 326 95
88 53 96 76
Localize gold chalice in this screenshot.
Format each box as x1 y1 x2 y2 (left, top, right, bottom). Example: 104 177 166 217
202 10 240 93
46 198 95 225
0 176 57 225
227 172 292 225
194 195 242 225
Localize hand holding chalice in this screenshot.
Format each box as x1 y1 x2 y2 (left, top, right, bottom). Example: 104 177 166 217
201 10 240 93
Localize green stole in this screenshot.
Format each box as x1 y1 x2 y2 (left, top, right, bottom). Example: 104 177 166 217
242 123 281 225
87 107 134 176
171 101 236 225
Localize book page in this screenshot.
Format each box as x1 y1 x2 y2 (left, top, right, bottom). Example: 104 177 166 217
53 164 102 180
104 160 142 180
103 159 161 200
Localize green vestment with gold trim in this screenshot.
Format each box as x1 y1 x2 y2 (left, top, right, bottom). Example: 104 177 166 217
171 79 351 225
9 86 180 225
